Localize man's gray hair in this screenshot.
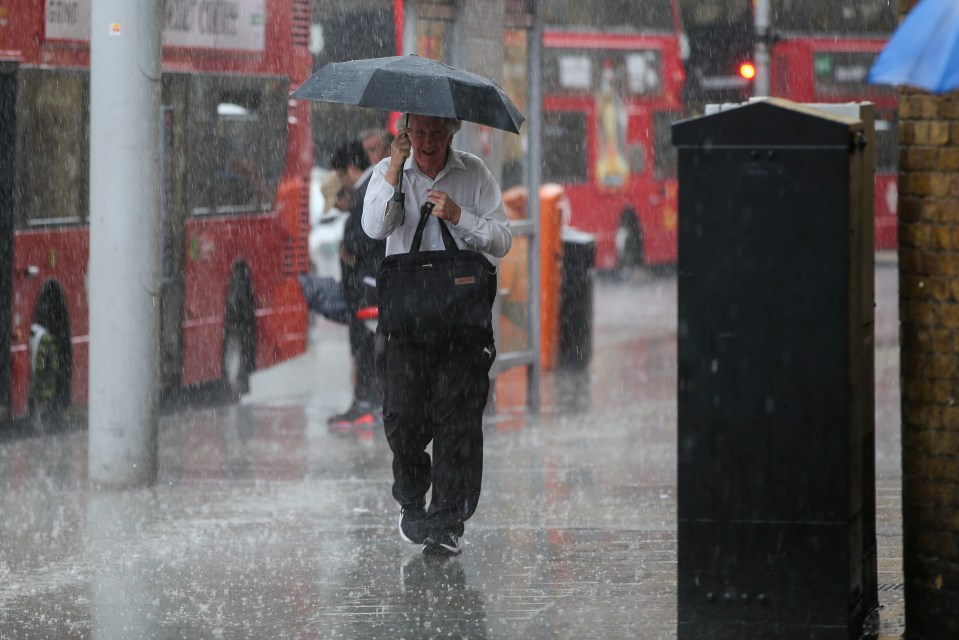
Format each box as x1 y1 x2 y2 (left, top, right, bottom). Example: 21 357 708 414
406 113 462 136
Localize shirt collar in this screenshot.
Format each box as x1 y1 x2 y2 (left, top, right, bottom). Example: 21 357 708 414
404 146 465 179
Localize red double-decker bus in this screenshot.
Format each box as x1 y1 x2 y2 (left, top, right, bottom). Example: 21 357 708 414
0 0 313 424
767 0 898 249
541 1 686 271
680 0 899 250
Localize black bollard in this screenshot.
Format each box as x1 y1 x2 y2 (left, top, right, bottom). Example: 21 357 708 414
559 228 595 369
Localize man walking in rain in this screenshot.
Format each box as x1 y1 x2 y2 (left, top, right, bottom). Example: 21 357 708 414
363 114 511 556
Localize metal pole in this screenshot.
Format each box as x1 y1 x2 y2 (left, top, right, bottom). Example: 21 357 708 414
88 0 162 487
754 0 771 96
402 1 416 56
526 1 542 412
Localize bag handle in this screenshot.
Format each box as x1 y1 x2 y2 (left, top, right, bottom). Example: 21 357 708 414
410 202 459 254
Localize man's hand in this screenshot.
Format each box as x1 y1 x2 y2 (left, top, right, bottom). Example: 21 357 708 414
426 189 461 225
385 127 412 188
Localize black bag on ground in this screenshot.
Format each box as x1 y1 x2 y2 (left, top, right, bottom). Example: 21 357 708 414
376 203 497 334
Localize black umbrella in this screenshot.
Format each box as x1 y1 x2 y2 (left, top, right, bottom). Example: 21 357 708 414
290 54 525 134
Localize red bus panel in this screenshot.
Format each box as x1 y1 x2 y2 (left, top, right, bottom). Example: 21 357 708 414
771 35 899 250
0 0 312 422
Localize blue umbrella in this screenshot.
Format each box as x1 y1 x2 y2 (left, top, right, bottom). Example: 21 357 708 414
868 0 959 93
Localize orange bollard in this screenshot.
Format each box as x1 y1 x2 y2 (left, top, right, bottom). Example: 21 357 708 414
538 184 564 370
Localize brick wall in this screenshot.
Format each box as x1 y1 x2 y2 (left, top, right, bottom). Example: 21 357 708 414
898 1 959 636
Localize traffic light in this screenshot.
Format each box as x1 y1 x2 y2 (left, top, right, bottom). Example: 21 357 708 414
739 61 757 81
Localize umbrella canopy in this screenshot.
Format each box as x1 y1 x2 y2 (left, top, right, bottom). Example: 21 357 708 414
290 55 525 134
867 0 959 94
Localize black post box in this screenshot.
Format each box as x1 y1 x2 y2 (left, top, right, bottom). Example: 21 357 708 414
672 99 877 639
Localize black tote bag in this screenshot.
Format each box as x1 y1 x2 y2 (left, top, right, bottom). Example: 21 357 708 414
376 203 497 334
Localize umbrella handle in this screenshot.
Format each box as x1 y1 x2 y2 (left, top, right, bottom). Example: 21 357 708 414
391 152 405 224
391 112 409 214
396 113 409 197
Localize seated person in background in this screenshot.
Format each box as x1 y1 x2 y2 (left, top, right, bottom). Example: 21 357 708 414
300 175 351 324
310 178 351 281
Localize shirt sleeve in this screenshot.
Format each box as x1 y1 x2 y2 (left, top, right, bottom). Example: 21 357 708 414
361 161 403 240
453 161 512 258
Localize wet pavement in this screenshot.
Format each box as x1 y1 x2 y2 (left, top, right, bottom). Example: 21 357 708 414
0 260 904 638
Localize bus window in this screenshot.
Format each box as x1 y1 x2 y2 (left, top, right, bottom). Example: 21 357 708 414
652 111 680 180
773 0 836 31
544 48 663 97
773 0 895 34
190 77 287 216
629 144 647 175
680 0 751 27
625 52 664 95
543 111 588 184
216 103 270 211
812 50 893 98
839 0 896 33
16 69 89 227
875 116 898 174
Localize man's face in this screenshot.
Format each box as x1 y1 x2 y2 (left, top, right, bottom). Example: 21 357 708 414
409 115 453 176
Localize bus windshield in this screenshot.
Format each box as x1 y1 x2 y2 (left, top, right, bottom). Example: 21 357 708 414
772 0 896 34
543 0 674 31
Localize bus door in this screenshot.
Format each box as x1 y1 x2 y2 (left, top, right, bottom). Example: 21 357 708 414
624 105 656 221
158 80 189 393
646 109 681 264
0 64 15 421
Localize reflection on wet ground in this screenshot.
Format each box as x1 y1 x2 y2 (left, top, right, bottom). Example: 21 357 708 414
0 266 903 638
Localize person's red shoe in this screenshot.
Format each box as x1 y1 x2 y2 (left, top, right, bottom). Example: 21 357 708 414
328 401 370 432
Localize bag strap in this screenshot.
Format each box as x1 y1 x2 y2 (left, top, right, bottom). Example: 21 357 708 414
436 216 459 252
409 202 460 254
409 207 431 254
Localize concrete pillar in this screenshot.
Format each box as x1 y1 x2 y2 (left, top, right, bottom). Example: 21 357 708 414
88 0 162 487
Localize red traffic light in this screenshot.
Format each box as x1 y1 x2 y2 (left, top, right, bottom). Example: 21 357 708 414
739 62 757 80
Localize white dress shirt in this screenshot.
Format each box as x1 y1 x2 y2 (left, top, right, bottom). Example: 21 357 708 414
362 148 512 265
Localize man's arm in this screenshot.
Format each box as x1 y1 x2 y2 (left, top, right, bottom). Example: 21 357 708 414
362 129 411 240
450 159 512 258
362 164 403 240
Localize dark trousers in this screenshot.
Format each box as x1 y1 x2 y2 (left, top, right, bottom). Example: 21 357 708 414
378 330 495 537
349 317 379 405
